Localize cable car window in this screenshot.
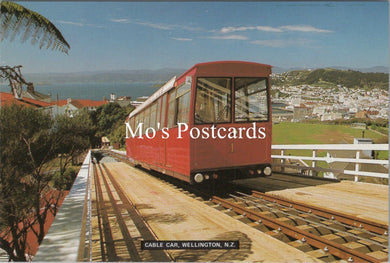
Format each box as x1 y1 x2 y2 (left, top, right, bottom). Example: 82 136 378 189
176 82 191 98
167 89 176 128
160 94 167 129
129 117 135 138
195 77 231 124
176 82 191 124
143 108 150 134
156 97 162 130
137 112 143 135
176 91 190 124
130 117 135 132
234 77 268 122
150 102 157 131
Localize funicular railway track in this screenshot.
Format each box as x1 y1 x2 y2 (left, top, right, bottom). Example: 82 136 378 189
99 151 388 262
210 193 388 263
91 159 173 261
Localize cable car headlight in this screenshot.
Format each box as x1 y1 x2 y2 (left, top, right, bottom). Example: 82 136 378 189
194 173 204 183
263 167 272 176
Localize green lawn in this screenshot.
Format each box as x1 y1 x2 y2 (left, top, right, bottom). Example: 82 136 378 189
272 122 387 145
272 122 388 160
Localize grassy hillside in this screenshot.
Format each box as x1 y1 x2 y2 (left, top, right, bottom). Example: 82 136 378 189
272 68 389 90
272 122 387 145
272 122 388 168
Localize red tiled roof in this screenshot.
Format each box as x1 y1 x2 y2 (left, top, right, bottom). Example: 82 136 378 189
56 99 108 109
1 92 53 108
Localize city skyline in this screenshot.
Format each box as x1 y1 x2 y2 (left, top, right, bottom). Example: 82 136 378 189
1 1 388 73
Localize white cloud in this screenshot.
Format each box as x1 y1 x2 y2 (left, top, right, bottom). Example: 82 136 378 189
57 20 84 27
251 39 311 47
110 18 201 32
221 26 282 33
172 37 192 41
57 20 105 28
110 18 130 23
279 25 333 33
219 24 333 34
208 35 248 40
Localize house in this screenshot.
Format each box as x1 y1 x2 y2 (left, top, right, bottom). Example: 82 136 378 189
293 105 310 122
55 98 108 117
355 111 368 119
22 83 52 103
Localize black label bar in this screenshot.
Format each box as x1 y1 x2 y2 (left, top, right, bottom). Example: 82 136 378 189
141 240 239 250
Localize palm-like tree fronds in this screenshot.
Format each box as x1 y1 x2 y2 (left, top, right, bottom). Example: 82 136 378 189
0 1 70 54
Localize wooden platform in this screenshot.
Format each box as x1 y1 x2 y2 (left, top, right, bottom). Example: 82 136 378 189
267 180 389 225
105 162 321 262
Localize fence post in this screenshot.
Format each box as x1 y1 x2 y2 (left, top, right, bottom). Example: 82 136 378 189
311 150 317 176
354 150 360 182
281 149 285 172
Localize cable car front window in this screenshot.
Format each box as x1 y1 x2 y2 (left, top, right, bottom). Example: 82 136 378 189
235 77 269 122
195 77 231 124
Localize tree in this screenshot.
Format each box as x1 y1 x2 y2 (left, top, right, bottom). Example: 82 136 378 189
90 102 134 140
0 105 93 261
0 1 70 54
0 104 53 261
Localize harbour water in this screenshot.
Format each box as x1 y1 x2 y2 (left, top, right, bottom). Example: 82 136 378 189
1 82 290 112
0 82 160 101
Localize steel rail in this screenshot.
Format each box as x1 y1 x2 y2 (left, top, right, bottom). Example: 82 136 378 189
100 163 174 262
231 192 387 249
93 163 118 261
97 164 142 262
212 196 383 263
252 191 388 236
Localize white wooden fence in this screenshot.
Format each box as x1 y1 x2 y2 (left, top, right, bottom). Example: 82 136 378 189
271 144 389 181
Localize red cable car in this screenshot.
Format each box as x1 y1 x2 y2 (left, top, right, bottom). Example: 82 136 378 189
125 61 272 184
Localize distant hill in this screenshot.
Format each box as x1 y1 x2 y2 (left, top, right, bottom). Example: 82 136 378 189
25 68 186 85
272 66 388 74
271 68 389 90
23 66 388 89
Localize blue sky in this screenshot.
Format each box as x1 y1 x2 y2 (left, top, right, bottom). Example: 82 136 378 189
1 1 388 73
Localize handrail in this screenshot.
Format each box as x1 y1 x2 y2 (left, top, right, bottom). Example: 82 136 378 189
33 151 92 261
271 144 389 181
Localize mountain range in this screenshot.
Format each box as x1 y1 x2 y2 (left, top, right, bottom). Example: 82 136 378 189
23 66 388 85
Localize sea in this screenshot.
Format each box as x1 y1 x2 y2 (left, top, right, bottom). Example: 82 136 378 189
0 82 288 111
0 82 160 101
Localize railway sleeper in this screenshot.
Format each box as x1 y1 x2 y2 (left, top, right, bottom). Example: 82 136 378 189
370 236 388 246
287 240 313 252
245 205 263 213
335 232 359 243
346 229 372 239
322 234 348 244
247 222 271 232
366 250 388 262
223 209 239 217
356 239 386 253
296 224 332 236
257 211 277 219
232 214 253 224
269 210 286 218
265 230 292 243
306 249 338 262
279 207 300 215
321 220 347 232
298 213 322 223
343 241 372 254
275 217 295 226
232 201 248 207
286 216 307 226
